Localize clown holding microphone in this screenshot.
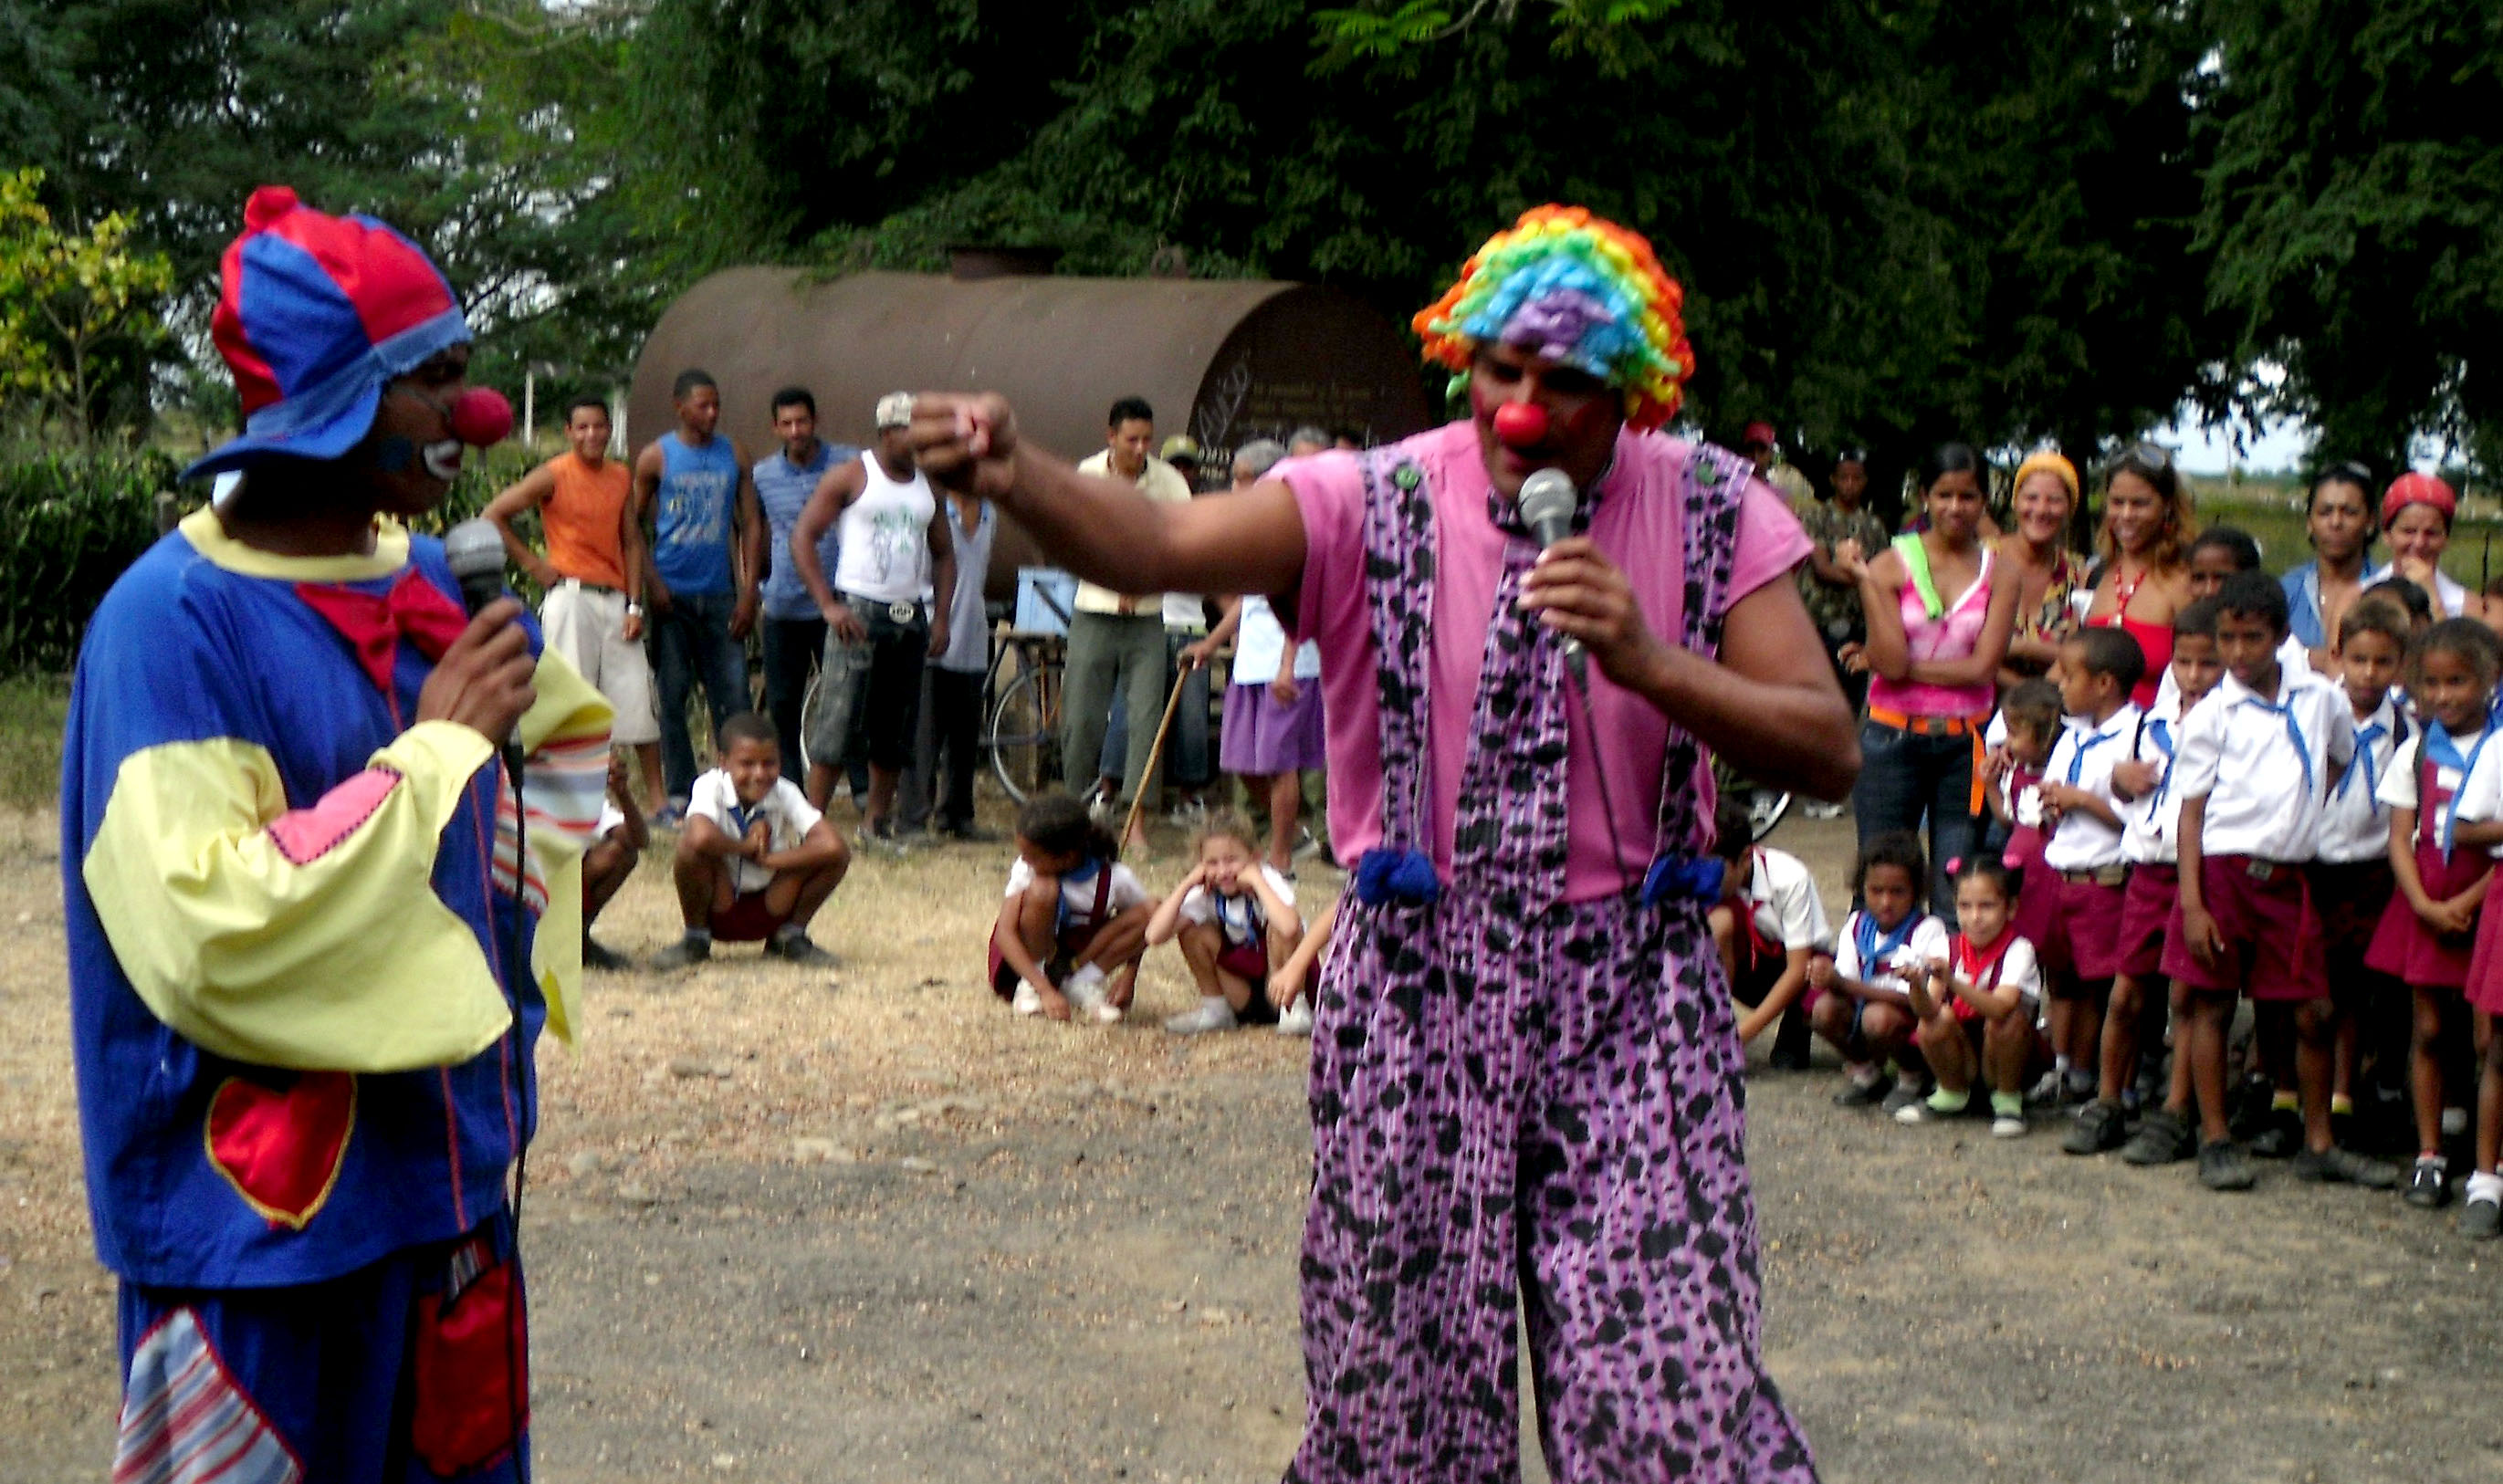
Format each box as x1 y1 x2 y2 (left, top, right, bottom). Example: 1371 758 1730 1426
913 206 1853 1483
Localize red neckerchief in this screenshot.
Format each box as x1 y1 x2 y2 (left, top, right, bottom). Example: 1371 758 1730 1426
1741 849 1785 961
1952 926 2016 995
295 570 470 700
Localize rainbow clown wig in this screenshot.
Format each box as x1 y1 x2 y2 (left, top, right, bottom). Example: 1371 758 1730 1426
1412 204 1695 431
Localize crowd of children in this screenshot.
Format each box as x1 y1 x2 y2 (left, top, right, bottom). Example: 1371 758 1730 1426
1744 531 2503 1237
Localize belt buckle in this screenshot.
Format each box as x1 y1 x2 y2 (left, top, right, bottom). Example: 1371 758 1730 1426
888 600 916 625
2246 859 2276 883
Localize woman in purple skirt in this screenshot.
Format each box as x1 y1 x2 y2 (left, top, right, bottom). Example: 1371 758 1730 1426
1190 437 1331 873
910 204 1857 1483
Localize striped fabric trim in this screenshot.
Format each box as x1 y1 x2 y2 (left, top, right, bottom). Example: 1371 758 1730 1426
490 735 608 915
114 1308 303 1484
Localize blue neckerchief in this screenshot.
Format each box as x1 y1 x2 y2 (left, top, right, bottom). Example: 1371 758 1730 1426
2339 718 2387 802
2145 717 2179 810
2424 720 2491 862
1852 909 1924 977
2236 687 2314 798
1052 854 1108 936
2066 716 2128 785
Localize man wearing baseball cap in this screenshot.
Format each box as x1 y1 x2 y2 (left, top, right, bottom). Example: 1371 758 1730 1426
62 185 613 1480
786 392 958 849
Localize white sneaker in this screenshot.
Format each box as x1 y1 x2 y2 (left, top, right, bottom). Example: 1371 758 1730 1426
1274 999 1315 1037
1164 997 1239 1035
1063 966 1115 1023
1992 1112 2028 1139
1011 982 1043 1017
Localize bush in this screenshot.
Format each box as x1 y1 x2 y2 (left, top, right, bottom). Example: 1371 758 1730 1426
0 444 177 676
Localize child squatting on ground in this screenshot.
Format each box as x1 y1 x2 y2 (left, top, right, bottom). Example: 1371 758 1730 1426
991 792 1155 1023
651 712 847 969
1900 857 2047 1136
1808 831 1948 1111
1147 811 1317 1036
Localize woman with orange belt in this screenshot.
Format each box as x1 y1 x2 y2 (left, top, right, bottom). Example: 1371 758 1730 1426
1843 444 2021 925
2080 444 2195 707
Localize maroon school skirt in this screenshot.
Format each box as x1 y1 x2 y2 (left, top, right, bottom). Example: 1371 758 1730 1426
2364 835 2491 990
2466 897 2503 1016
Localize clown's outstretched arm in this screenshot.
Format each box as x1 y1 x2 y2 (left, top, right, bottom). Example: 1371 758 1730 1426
77 600 607 1073
906 392 1309 602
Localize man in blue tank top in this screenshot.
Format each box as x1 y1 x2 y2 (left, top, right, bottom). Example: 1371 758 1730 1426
633 368 766 819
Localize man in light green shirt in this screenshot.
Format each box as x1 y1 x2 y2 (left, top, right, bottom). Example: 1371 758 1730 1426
1066 395 1193 847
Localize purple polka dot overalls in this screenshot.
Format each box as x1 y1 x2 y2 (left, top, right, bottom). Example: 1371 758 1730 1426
1288 445 1818 1483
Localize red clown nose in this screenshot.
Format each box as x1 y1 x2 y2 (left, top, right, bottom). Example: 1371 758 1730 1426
448 387 514 447
1492 401 1548 449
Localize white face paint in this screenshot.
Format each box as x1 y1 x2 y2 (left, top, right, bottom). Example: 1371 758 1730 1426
421 439 464 482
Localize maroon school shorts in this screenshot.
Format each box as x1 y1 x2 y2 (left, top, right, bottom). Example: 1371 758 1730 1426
710 891 791 943
2037 871 2129 986
2115 862 2176 978
2162 855 2327 1002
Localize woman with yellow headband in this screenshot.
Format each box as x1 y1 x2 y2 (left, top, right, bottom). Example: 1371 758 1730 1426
1997 450 2087 684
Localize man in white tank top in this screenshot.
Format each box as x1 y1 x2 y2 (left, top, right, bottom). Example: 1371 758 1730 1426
791 393 958 842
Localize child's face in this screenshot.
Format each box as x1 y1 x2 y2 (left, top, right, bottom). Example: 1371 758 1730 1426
1954 877 2011 945
2005 721 2054 770
1198 833 1257 894
2215 609 2287 688
2415 648 2491 735
2336 630 2404 715
1861 863 1918 931
1013 834 1084 878
2170 632 2222 709
2186 544 2245 601
2055 642 2113 717
722 737 781 803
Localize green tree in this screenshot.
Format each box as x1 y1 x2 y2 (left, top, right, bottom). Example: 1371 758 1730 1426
2198 0 2503 477
0 167 174 438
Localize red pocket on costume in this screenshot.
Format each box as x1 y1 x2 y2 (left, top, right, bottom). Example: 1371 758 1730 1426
412 1252 529 1478
204 1071 355 1228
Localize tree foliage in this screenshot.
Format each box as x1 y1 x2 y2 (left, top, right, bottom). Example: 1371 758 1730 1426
0 167 174 438
2198 0 2503 476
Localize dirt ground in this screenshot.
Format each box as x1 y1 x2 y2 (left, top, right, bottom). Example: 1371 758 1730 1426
6 803 2503 1484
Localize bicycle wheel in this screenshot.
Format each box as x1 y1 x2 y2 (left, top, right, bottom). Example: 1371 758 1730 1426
798 667 828 776
989 662 1062 805
1711 753 1794 842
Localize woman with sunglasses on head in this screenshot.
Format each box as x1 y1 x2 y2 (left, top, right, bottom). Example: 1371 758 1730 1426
2282 461 2379 669
2367 473 2470 620
2080 444 2195 708
1839 443 2023 925
1996 450 2088 685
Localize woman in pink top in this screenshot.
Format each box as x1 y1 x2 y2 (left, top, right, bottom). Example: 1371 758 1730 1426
1841 444 2020 923
906 207 1852 1483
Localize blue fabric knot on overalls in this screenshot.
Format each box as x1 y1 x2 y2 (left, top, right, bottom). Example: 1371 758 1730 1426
1639 852 1725 907
1354 846 1442 907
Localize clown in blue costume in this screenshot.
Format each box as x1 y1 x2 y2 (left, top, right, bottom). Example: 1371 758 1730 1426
63 186 611 1482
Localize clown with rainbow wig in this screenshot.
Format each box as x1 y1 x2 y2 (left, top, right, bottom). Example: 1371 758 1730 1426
62 186 611 1481
909 204 1854 1481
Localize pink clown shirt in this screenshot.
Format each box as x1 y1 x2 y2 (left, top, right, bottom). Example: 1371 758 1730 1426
1281 420 1812 903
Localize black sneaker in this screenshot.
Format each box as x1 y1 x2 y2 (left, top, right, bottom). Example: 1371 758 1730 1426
1880 1080 1932 1116
648 935 711 972
2291 1145 2400 1189
2460 1197 2503 1240
767 932 838 967
2247 1108 2302 1159
2121 1109 2197 1166
1833 1074 1895 1109
581 936 634 973
2062 1099 2130 1156
1767 1048 1812 1072
2404 1157 2451 1209
2198 1139 2257 1191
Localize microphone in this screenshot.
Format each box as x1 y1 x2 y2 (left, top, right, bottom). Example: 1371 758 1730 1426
1516 468 1587 682
443 518 528 784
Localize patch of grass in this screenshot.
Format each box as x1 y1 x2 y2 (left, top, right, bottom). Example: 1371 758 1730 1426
0 675 68 813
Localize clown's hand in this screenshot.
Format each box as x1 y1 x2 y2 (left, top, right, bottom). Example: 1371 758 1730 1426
906 392 1020 502
1519 537 1659 687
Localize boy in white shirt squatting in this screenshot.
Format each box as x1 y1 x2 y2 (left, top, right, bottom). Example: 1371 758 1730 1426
2164 572 2394 1192
1709 796 1834 1069
652 712 849 968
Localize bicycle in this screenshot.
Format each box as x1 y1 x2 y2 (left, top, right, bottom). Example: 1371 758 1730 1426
1712 753 1794 842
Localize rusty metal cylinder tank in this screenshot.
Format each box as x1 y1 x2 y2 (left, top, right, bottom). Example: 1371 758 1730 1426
630 266 1437 594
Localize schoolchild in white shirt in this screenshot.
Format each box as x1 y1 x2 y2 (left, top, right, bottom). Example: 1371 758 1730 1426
2067 600 2224 1159
2032 628 2146 1104
1808 832 1951 1111
2164 572 2392 1193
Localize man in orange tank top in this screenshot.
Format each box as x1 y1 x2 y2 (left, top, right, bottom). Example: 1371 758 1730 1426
485 395 664 806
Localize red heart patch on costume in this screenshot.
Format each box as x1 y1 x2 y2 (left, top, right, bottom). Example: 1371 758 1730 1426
205 1071 356 1229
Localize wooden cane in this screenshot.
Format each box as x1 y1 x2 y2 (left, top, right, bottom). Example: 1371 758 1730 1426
1117 666 1195 860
